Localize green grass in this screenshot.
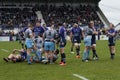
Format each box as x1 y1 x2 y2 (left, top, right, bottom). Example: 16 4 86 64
0 40 120 80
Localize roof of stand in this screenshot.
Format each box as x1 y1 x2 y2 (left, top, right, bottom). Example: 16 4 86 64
0 0 101 3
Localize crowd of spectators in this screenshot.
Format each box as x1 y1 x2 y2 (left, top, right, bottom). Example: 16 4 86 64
40 4 104 29
0 8 38 30
0 4 105 36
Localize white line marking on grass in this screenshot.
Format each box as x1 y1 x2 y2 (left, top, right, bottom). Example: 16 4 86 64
1 49 9 52
73 74 89 80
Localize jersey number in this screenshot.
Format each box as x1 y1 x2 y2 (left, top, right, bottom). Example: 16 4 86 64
48 32 51 36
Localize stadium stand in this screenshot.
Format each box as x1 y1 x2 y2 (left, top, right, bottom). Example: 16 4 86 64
0 0 109 36
40 4 104 29
0 8 37 30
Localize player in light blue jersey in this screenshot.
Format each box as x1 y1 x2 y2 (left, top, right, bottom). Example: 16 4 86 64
25 23 34 64
43 25 57 64
82 23 95 62
33 34 44 62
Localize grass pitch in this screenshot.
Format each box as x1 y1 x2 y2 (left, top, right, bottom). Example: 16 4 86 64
0 40 120 80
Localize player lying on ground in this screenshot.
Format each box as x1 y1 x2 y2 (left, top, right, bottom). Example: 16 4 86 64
3 48 27 63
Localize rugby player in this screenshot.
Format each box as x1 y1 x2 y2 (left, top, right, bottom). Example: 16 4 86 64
90 21 99 60
59 23 67 65
82 23 94 62
3 48 27 63
33 21 45 38
43 24 57 64
18 27 28 49
70 23 83 58
106 23 116 59
33 34 44 62
25 23 35 64
41 49 59 64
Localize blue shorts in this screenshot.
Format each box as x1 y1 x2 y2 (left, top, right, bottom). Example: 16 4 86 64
91 40 96 45
73 37 81 43
108 38 115 46
44 41 55 51
84 36 92 46
109 43 115 46
21 53 27 60
25 38 33 49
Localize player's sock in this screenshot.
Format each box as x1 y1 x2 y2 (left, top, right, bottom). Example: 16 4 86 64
21 43 24 48
61 53 63 62
111 53 115 59
92 50 97 58
94 50 98 58
71 47 73 52
76 47 80 55
33 56 37 61
87 48 90 59
36 50 42 61
50 59 53 64
27 54 31 64
82 50 87 60
61 53 66 63
62 53 66 63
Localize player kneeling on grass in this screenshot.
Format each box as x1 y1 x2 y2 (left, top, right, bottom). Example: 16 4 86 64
3 49 27 63
41 49 59 64
33 34 44 62
106 23 116 59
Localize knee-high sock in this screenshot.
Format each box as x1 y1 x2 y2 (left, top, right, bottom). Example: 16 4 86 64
71 46 73 52
36 50 42 61
92 50 98 57
27 54 31 64
21 43 24 48
61 53 66 63
87 48 90 59
76 46 80 55
82 50 87 60
61 54 63 62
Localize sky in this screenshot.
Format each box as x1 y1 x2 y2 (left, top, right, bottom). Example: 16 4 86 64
99 0 120 25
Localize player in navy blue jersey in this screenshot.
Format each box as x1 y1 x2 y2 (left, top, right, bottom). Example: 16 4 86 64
70 23 83 58
18 27 28 49
90 21 99 60
3 49 27 63
106 23 116 59
59 23 67 66
33 22 45 38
